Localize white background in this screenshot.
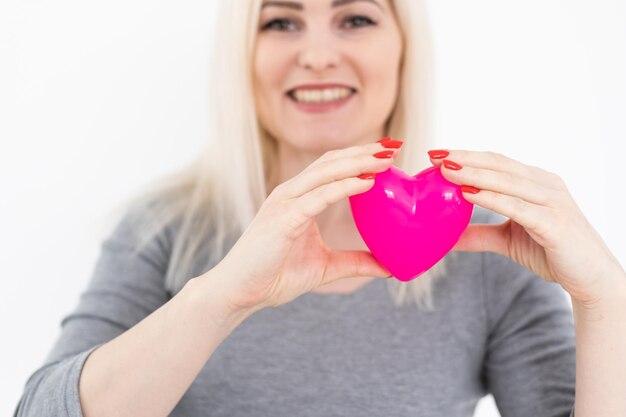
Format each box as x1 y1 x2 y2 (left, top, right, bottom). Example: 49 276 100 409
1 1 625 416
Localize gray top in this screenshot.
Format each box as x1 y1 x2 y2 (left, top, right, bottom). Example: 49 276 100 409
14 205 576 417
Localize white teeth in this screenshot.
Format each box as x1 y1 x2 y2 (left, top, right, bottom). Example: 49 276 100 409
291 87 354 104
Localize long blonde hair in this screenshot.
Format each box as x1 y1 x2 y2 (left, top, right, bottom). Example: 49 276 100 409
110 0 449 310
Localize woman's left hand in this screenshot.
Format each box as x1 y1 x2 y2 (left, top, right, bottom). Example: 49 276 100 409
427 149 625 307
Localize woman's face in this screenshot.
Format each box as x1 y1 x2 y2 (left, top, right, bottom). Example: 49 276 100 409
253 0 403 153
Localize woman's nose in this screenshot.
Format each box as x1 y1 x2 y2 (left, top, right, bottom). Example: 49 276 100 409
296 33 341 72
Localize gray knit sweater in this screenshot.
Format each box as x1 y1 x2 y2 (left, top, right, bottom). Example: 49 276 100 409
14 205 576 417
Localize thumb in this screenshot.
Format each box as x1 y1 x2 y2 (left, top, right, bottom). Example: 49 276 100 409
452 222 508 256
322 249 392 285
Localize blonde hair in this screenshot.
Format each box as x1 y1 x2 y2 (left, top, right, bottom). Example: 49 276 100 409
110 0 451 311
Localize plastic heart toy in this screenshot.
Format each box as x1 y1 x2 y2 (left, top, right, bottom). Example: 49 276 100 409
349 165 474 281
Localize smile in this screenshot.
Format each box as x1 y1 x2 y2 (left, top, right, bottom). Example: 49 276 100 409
286 87 357 114
287 87 357 104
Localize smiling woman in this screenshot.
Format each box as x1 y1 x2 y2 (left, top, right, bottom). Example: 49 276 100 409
116 0 442 310
12 1 586 417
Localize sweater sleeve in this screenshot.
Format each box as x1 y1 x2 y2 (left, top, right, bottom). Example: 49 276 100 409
480 210 576 417
13 205 174 417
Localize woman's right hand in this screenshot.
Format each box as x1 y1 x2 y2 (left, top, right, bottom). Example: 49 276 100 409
209 139 402 312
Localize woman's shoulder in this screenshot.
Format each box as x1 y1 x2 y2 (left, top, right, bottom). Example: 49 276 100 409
103 193 186 273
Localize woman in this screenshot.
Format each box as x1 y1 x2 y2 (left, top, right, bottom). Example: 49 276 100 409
14 0 625 416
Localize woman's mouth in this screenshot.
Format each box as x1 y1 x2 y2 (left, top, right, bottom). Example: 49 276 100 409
286 87 357 113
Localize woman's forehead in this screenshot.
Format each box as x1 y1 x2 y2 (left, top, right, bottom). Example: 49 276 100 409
260 0 389 12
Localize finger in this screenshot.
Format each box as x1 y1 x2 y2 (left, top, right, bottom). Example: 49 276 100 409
440 162 553 206
293 175 377 219
451 223 509 257
281 150 397 199
456 188 554 238
321 249 392 285
304 137 402 172
428 149 564 190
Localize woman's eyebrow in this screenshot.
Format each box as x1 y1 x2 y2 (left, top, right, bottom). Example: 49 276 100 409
260 0 384 13
332 0 383 10
261 1 304 11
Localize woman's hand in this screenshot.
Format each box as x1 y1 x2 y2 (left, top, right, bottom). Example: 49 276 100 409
210 140 402 312
427 149 625 307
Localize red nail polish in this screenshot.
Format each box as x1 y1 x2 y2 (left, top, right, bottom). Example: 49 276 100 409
373 150 394 159
377 137 392 144
427 149 449 159
358 173 376 180
381 139 404 149
460 185 480 194
443 159 462 170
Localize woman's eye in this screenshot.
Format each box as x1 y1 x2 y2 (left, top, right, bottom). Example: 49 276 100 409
260 15 376 32
261 18 297 32
343 15 376 28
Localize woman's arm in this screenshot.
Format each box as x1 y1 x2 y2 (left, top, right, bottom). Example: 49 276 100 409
428 148 626 416
79 269 260 417
16 141 399 417
13 205 260 417
570 265 626 417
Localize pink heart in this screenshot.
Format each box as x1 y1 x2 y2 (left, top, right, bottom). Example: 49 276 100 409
349 165 474 281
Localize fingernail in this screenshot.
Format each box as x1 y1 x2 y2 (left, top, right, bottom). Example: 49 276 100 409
377 137 392 144
443 159 462 170
373 150 394 159
381 139 403 149
460 185 480 194
358 173 376 180
427 149 449 159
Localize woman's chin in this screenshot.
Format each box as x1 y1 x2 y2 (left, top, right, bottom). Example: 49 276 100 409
281 132 363 151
